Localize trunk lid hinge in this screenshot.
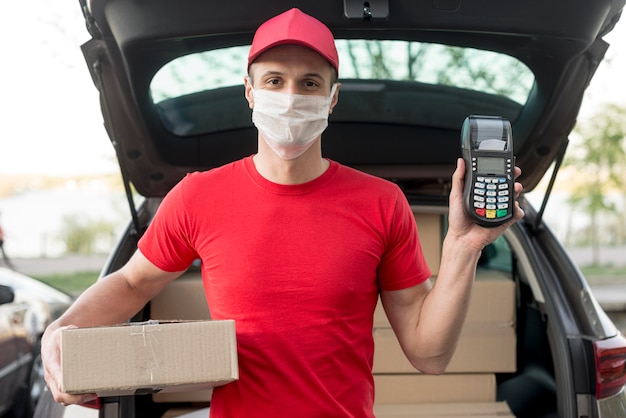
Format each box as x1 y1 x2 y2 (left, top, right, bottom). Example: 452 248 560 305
78 0 102 39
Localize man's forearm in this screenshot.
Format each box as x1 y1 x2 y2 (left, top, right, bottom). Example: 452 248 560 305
410 235 481 373
50 271 152 331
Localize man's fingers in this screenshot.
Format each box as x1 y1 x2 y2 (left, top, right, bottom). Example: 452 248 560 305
42 324 94 406
57 392 98 406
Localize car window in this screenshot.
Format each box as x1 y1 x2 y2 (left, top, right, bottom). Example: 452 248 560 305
150 40 533 136
442 215 514 274
478 236 514 274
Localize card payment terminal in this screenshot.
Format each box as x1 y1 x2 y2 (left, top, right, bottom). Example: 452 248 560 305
461 115 515 227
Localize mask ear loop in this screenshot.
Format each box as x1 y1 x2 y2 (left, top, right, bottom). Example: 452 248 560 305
329 83 338 98
328 83 339 114
245 76 255 107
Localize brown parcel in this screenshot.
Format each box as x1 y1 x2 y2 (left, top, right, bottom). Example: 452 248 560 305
412 212 442 275
60 320 238 397
374 374 496 404
373 279 516 373
373 269 515 328
374 401 514 417
373 324 515 373
150 278 215 403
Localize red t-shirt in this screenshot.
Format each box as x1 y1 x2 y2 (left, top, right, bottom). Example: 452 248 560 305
138 156 431 417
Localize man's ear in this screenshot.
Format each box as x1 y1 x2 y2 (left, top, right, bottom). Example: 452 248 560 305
244 76 254 109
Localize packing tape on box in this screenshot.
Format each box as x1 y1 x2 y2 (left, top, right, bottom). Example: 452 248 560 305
130 320 163 386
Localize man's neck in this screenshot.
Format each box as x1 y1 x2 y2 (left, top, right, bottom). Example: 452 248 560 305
253 140 329 185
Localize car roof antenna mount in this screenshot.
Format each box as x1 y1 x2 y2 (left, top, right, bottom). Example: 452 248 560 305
343 0 389 21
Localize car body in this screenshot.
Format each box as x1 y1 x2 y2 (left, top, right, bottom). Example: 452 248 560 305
35 0 626 417
0 266 73 417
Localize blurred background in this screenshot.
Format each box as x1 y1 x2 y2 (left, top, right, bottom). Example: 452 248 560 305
0 1 624 298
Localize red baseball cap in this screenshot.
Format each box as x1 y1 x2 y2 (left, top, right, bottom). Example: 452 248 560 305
248 8 339 75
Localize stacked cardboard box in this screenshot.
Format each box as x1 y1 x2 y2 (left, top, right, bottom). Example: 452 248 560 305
413 212 443 276
150 277 216 403
375 374 497 404
374 402 515 417
75 210 516 415
370 211 516 416
373 280 516 374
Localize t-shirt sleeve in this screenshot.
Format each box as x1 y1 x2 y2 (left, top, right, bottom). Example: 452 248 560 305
377 187 432 291
138 174 199 272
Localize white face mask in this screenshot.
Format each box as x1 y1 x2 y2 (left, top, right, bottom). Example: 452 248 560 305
250 83 338 160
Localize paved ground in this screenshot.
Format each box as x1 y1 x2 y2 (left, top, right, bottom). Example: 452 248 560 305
587 285 626 311
4 254 626 310
6 255 108 276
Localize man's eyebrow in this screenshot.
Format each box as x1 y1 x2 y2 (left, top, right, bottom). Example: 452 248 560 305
259 70 284 78
302 72 325 80
258 70 325 80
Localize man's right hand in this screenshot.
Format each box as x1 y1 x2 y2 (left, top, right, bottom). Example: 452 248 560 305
42 323 98 406
40 250 186 405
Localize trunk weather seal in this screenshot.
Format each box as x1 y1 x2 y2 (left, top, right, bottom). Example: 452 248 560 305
82 47 142 236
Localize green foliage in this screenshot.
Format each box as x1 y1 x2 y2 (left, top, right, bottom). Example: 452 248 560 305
340 41 533 102
565 103 626 255
35 271 98 296
582 264 626 285
582 264 626 277
568 103 626 184
58 215 118 255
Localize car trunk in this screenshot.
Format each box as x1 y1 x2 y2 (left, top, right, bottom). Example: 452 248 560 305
49 0 626 416
90 197 577 417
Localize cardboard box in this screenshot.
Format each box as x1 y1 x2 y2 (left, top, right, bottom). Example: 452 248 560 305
462 279 516 323
413 212 442 275
150 277 216 403
150 277 210 320
375 374 496 404
374 401 514 417
374 278 515 327
61 320 238 396
373 325 515 373
373 280 516 373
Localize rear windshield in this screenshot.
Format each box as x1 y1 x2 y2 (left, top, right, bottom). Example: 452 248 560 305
150 40 534 136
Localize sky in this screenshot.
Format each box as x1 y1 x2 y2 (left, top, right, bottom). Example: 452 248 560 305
0 1 115 177
0 3 625 178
